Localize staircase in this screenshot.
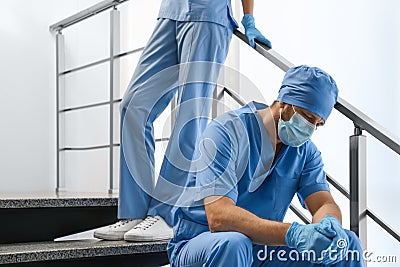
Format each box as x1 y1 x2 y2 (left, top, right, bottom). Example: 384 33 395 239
0 193 169 266
3 1 397 266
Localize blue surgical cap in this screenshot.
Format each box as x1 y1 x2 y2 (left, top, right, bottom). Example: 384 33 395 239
276 65 339 122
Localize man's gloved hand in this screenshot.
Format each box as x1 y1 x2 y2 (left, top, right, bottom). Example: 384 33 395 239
241 14 272 48
319 215 349 265
286 219 336 264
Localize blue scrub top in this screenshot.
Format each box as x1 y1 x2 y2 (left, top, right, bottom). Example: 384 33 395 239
169 101 330 254
158 0 238 28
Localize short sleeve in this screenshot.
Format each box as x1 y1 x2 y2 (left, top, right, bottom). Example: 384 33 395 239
194 121 239 203
296 143 330 209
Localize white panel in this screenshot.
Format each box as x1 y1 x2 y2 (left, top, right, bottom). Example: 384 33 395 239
64 149 109 192
113 103 121 144
154 141 168 184
367 217 400 266
239 43 285 104
330 187 351 230
63 10 110 70
119 51 141 99
154 102 172 140
64 105 109 147
252 0 400 136
112 146 120 191
312 110 353 190
119 0 162 54
367 134 400 233
0 0 107 192
63 62 109 109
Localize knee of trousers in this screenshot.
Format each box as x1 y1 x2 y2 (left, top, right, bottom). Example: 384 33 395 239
213 232 253 264
120 93 133 114
343 229 365 264
120 96 149 130
344 229 363 251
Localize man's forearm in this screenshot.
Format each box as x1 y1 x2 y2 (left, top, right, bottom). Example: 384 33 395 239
312 202 342 224
206 198 290 245
241 0 254 15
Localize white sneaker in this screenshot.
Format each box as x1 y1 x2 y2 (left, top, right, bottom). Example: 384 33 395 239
93 219 143 241
124 216 173 242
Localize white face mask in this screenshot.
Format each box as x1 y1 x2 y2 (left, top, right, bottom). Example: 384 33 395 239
278 106 316 147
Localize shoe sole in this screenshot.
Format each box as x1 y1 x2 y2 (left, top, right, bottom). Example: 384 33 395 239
124 235 172 242
94 232 125 241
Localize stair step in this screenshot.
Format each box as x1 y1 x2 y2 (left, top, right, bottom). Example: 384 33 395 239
0 240 169 266
0 192 118 244
0 192 117 208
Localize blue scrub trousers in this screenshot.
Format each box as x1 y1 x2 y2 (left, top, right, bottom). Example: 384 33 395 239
118 18 233 224
170 230 365 267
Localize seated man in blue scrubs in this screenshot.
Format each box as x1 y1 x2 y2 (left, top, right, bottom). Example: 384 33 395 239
168 65 365 266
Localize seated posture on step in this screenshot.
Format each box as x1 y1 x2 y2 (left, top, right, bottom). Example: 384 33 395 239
168 65 365 266
94 0 271 242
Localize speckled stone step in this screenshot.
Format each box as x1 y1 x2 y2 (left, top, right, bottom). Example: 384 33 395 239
0 192 119 244
0 192 118 209
0 240 169 265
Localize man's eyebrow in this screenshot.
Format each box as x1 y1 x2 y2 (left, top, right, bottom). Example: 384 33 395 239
303 110 324 123
301 110 317 119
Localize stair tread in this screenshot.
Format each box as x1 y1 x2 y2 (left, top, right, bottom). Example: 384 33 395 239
0 192 118 208
0 239 168 264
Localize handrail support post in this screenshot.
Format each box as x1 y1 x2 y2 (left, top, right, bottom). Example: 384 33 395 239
350 125 367 251
109 7 120 194
56 32 66 193
212 86 225 119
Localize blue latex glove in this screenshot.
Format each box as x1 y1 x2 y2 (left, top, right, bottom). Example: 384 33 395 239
286 219 336 264
320 215 350 265
241 14 272 48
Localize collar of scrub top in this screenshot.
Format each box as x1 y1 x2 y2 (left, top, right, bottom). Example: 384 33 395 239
247 101 280 193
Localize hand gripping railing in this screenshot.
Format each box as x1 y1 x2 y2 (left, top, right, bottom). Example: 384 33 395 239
50 0 400 251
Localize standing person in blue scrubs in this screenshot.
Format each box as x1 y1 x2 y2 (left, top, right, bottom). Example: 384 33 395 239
94 0 271 241
168 65 365 266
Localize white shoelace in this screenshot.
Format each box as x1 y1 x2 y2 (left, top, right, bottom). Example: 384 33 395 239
112 219 134 228
133 216 159 230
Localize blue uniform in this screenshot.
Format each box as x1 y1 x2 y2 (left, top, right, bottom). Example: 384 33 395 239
158 0 238 28
119 0 237 225
168 102 364 266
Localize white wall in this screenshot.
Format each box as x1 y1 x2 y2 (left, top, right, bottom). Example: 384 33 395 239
0 0 163 193
0 0 102 192
59 0 163 192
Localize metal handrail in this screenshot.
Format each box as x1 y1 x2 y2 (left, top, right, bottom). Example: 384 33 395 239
233 30 400 156
49 0 128 32
335 98 400 155
326 174 350 199
367 210 400 243
60 47 144 75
